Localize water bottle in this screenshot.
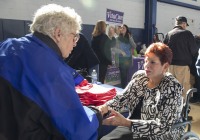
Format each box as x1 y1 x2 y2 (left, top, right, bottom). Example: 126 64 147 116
91 69 97 84
112 54 116 66
111 48 116 66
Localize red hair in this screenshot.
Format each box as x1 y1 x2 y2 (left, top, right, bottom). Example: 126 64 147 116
145 42 173 65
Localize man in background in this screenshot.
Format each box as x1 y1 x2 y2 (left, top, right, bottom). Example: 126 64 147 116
163 15 198 98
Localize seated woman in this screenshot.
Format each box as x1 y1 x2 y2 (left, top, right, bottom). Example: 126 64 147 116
99 42 184 140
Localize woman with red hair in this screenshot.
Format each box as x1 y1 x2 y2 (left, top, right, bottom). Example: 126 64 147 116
99 43 184 140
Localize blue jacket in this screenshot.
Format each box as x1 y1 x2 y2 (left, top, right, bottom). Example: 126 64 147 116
0 34 100 140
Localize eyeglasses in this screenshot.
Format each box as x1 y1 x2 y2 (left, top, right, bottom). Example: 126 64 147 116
71 33 80 43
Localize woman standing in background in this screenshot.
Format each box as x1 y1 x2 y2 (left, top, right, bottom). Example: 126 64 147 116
107 26 117 50
107 25 117 66
108 25 116 40
91 20 112 84
117 24 137 88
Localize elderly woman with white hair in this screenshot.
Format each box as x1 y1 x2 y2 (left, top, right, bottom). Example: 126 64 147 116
0 4 103 140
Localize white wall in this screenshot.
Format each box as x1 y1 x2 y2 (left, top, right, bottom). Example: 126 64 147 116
0 0 145 29
156 2 200 35
174 0 200 6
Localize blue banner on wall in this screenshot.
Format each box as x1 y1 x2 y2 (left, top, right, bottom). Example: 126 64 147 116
106 9 124 24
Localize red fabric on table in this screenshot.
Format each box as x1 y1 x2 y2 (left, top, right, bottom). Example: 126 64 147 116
76 84 116 106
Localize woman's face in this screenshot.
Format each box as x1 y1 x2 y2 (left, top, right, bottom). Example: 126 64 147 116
54 28 78 58
121 25 127 35
58 33 76 58
144 52 168 79
109 27 115 37
115 26 122 35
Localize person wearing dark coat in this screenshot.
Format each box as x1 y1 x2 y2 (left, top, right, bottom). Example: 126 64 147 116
65 33 99 81
163 16 198 98
91 20 112 84
190 34 200 103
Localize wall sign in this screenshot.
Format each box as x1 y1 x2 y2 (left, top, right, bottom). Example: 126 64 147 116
106 9 124 24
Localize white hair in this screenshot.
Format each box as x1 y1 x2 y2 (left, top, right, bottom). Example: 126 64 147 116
30 4 82 38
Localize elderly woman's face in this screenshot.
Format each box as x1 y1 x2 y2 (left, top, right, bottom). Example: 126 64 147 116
109 27 115 36
144 52 167 79
56 29 79 58
59 33 75 58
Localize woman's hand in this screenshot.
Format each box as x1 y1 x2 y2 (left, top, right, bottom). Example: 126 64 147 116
97 104 109 117
121 51 126 56
102 109 132 127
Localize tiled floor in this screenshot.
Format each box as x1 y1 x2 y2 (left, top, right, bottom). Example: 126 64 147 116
189 103 200 137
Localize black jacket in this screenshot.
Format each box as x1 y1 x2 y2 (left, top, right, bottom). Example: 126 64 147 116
195 35 200 49
163 26 198 66
0 77 65 140
190 35 200 75
65 33 99 71
91 33 112 65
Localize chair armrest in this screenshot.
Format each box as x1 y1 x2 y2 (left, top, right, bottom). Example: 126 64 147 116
171 121 191 129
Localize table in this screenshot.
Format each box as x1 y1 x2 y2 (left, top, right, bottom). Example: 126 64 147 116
100 83 124 95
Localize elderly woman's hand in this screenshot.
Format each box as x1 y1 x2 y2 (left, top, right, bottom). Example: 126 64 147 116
102 109 132 127
97 104 110 117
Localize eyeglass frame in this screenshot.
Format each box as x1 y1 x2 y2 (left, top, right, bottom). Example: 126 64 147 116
70 33 80 43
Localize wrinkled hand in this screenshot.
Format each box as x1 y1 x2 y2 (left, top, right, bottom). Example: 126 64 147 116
97 104 109 117
102 109 131 127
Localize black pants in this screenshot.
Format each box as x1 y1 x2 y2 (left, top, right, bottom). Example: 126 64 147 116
99 63 108 84
100 126 148 140
119 57 132 88
193 73 200 99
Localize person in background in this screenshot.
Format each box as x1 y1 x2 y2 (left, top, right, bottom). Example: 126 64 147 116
114 25 122 38
153 34 160 43
163 15 198 98
108 25 116 40
65 32 99 81
99 43 184 140
0 4 104 140
107 25 117 49
190 34 200 103
107 25 117 66
91 20 112 84
116 24 137 88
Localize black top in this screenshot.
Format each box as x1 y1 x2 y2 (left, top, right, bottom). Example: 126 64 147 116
91 33 112 65
163 26 198 66
129 97 144 119
65 33 99 71
190 35 200 75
